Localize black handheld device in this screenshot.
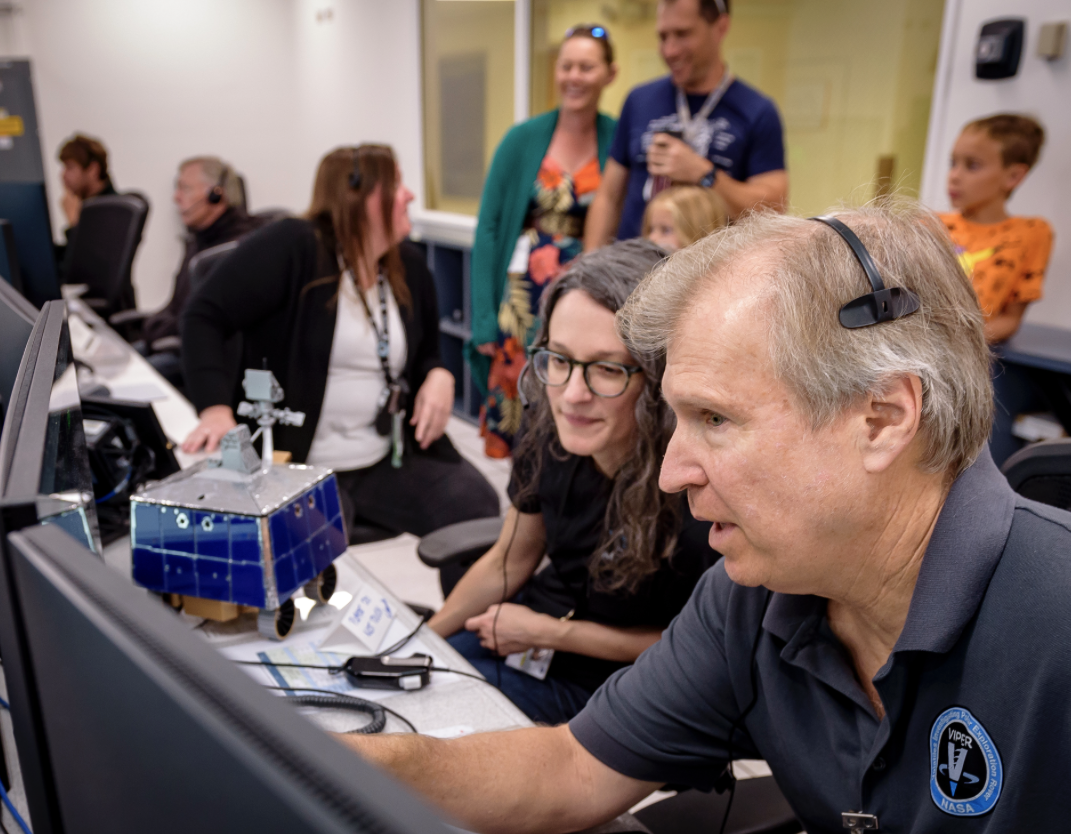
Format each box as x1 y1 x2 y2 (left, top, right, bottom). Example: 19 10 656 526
342 654 432 691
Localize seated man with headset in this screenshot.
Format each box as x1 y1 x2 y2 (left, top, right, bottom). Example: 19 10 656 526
337 203 1071 832
137 156 259 385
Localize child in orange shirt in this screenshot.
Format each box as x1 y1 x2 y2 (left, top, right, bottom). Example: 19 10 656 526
939 114 1053 344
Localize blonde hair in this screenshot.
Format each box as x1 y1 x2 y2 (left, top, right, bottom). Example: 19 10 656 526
619 200 993 479
642 186 728 247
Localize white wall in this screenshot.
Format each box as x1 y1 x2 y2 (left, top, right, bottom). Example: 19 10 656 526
922 0 1071 328
9 0 423 310
291 0 424 212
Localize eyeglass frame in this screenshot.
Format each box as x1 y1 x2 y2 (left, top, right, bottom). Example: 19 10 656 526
527 347 643 399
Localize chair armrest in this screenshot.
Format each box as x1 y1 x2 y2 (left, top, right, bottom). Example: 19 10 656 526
417 516 503 569
109 309 150 327
149 335 181 353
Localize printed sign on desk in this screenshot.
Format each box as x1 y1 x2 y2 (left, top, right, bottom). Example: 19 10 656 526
320 580 396 653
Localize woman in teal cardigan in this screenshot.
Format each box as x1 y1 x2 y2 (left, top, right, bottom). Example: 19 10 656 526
467 25 618 457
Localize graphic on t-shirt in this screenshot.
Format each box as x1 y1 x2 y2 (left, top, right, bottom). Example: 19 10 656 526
639 114 736 163
939 214 1053 321
956 246 997 276
930 706 1002 817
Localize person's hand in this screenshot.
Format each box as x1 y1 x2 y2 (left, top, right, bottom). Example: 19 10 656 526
182 405 237 453
410 367 454 449
465 603 562 656
475 342 497 358
61 190 82 227
646 134 714 185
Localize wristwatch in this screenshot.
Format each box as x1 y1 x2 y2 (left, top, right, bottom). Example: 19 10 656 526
700 166 717 189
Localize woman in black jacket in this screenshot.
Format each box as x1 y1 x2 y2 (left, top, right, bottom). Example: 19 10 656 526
181 144 499 537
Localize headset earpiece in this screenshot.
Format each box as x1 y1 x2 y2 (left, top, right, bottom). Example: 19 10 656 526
810 215 921 329
207 164 229 205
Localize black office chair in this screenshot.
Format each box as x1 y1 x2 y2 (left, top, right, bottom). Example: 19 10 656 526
1001 439 1071 511
65 192 149 318
418 516 504 596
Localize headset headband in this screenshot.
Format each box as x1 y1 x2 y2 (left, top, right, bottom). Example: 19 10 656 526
810 215 921 329
349 149 362 191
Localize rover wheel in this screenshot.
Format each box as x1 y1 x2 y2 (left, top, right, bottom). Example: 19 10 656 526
257 597 296 641
303 564 338 605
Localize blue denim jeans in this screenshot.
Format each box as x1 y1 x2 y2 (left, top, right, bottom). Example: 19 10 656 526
447 629 593 725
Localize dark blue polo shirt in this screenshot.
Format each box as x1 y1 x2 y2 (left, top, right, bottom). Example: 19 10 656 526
608 75 784 240
570 448 1071 832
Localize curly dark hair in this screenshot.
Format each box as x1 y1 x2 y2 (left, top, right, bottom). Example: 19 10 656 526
512 239 681 594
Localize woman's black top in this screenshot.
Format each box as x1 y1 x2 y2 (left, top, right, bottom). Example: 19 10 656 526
182 217 458 465
508 450 719 693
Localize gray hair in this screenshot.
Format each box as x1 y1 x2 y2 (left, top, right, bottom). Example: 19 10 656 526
514 238 685 593
179 156 244 209
617 201 993 479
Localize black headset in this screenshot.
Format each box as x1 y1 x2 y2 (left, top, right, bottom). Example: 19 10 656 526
349 149 363 191
207 164 230 205
810 215 921 329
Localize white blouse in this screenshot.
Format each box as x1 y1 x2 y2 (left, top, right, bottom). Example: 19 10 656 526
305 272 407 471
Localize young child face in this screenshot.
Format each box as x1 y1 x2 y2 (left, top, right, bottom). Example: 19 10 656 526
646 205 682 252
947 129 1022 214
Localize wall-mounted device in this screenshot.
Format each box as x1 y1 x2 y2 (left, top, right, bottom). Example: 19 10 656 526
976 18 1025 79
1037 22 1067 60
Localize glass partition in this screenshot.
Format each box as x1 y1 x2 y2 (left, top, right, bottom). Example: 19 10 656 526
421 0 516 215
528 0 944 215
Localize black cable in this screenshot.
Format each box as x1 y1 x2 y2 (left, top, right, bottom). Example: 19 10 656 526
428 666 492 686
265 686 417 734
237 658 493 690
718 590 773 834
374 610 431 658
234 659 344 673
492 512 521 689
283 693 386 734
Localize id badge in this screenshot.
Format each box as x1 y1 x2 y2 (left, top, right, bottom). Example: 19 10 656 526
504 647 554 680
507 234 532 274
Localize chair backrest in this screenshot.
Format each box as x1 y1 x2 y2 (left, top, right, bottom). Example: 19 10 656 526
252 208 290 228
235 174 248 211
1001 439 1071 512
65 193 149 312
187 240 240 293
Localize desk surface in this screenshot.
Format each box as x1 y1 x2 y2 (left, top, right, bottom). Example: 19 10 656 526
999 322 1071 376
66 296 204 468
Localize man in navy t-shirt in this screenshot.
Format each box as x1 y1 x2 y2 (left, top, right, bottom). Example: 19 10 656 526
584 0 787 246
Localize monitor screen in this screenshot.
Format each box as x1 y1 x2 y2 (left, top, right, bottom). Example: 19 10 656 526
0 182 60 309
0 300 100 554
0 523 452 834
0 276 37 425
0 219 24 294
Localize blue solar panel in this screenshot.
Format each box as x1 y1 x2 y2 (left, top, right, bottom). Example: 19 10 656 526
130 473 347 613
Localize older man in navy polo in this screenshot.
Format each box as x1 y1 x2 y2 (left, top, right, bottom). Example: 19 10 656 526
341 203 1071 834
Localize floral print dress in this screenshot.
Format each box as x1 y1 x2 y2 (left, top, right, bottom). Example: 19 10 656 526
480 154 602 458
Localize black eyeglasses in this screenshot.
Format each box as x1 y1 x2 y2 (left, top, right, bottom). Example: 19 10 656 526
529 348 642 398
564 23 610 41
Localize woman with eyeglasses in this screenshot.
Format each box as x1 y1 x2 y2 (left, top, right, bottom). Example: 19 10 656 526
468 23 619 459
429 240 720 725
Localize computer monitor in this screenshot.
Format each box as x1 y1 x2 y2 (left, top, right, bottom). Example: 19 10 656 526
0 182 61 308
0 219 24 294
0 523 452 834
0 300 101 555
0 277 37 426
